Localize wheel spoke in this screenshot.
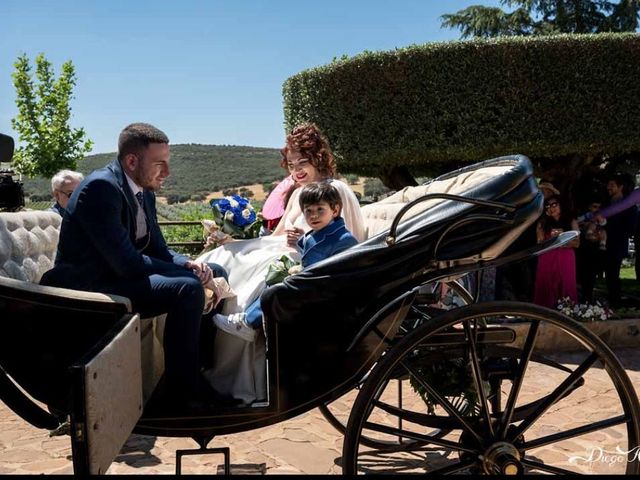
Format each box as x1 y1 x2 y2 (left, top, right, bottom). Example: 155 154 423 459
343 302 640 476
400 359 484 444
397 379 404 444
509 352 599 440
463 320 494 437
521 458 583 475
499 320 539 439
523 415 628 450
362 421 477 454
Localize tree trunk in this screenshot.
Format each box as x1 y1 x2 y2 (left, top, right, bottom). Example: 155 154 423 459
378 165 418 191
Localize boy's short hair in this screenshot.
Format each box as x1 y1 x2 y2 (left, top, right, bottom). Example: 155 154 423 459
299 181 342 211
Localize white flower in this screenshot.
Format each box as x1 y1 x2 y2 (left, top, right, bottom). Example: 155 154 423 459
242 208 252 219
224 210 235 221
229 198 239 208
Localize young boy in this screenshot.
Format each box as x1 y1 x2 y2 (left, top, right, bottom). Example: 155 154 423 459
213 181 359 341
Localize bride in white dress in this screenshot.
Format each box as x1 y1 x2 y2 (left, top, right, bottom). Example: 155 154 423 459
197 123 366 403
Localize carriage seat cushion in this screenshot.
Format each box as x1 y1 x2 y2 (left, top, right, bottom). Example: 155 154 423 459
360 165 512 239
0 210 61 283
0 209 164 403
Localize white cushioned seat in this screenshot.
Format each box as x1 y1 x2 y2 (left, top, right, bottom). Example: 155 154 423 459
0 210 164 403
360 166 511 238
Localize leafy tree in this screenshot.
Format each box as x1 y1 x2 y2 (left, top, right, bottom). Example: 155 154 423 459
11 53 93 177
441 0 640 38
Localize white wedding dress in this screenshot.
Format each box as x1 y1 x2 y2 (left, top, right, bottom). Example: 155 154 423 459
198 179 365 403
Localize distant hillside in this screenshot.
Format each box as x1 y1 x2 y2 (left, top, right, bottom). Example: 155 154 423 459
20 144 285 200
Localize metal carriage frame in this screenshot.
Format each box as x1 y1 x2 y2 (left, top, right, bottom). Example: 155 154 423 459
0 154 639 475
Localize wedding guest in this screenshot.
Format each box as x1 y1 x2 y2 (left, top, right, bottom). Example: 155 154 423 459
533 195 580 308
495 181 559 302
635 209 640 283
603 174 638 306
49 170 83 216
577 197 607 303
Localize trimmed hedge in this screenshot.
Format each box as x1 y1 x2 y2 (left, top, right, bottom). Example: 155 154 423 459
283 33 640 177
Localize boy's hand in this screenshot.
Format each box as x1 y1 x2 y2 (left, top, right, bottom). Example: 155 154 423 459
288 264 303 275
285 227 304 248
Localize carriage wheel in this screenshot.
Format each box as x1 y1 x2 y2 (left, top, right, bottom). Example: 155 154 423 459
342 301 640 475
318 279 474 449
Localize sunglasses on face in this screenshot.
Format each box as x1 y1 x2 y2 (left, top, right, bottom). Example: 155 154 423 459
545 202 559 209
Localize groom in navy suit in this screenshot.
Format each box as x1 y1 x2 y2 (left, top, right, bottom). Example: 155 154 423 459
41 123 226 409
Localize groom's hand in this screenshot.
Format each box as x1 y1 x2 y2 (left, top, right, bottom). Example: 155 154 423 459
185 260 213 285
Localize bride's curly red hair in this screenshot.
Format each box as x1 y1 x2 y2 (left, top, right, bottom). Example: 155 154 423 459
279 123 337 179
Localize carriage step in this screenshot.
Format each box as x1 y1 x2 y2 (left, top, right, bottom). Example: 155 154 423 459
176 443 268 475
176 444 230 475
423 327 516 346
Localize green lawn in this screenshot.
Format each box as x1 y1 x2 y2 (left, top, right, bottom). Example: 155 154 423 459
595 266 639 296
594 265 640 317
618 265 640 298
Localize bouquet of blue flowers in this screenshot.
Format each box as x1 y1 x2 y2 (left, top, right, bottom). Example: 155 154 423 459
208 194 262 240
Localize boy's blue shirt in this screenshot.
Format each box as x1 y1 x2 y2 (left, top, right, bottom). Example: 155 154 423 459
297 217 359 268
245 217 359 329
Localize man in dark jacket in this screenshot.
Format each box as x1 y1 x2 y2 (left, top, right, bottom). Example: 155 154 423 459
41 123 226 409
604 174 637 306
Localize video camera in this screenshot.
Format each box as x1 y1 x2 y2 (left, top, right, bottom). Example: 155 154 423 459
0 133 25 211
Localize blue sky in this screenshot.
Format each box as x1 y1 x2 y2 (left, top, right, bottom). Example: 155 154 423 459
2 0 501 154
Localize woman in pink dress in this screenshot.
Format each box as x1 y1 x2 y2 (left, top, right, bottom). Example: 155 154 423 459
533 195 580 308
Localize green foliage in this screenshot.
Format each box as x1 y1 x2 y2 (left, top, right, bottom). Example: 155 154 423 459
408 354 482 416
363 178 391 199
344 173 359 185
157 202 212 255
11 53 93 178
283 33 640 177
262 181 276 196
441 0 640 38
20 144 286 200
25 200 53 210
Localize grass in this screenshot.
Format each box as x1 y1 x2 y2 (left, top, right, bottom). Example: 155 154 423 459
593 265 640 318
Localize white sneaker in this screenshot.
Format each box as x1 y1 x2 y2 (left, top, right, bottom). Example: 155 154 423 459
212 313 257 342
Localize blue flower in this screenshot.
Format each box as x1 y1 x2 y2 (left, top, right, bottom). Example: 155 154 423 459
210 194 261 238
211 197 231 212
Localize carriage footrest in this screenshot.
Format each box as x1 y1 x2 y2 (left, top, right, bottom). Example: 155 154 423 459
176 446 230 475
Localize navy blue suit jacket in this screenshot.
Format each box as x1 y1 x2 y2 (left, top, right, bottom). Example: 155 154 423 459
41 159 189 291
297 217 358 269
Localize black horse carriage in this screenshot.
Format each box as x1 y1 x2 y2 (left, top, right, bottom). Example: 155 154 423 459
0 153 638 475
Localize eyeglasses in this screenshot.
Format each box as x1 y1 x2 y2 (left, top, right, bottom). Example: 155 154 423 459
58 190 74 199
287 159 310 171
545 201 559 209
